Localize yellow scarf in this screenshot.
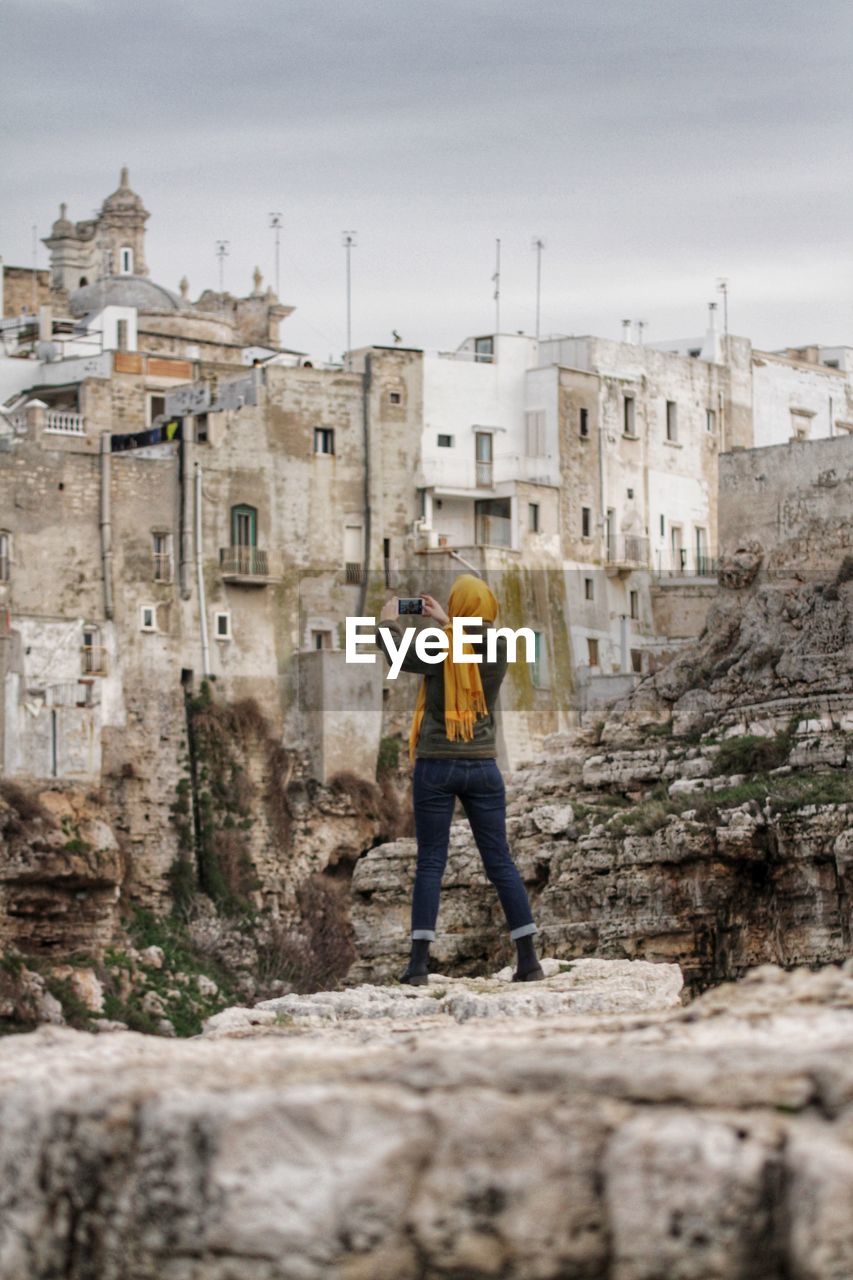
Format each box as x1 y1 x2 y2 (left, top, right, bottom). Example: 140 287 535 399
408 574 499 763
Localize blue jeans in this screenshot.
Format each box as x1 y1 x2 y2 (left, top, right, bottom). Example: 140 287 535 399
410 757 537 941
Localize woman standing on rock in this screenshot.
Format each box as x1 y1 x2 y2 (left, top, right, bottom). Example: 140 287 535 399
377 574 544 985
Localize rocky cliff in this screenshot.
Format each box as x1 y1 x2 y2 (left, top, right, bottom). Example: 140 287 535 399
349 566 853 990
2 959 853 1279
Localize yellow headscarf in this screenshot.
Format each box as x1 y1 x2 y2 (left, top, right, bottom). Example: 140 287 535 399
408 574 499 763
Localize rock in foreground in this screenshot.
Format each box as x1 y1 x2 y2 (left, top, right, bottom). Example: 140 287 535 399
2 960 853 1278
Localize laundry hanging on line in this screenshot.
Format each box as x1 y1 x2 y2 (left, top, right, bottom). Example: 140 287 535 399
110 419 182 452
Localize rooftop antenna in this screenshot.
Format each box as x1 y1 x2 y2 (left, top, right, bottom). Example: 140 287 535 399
636 319 648 346
531 237 545 340
269 213 282 297
31 225 37 313
215 240 230 293
492 238 501 334
716 277 729 347
342 231 357 369
621 318 632 343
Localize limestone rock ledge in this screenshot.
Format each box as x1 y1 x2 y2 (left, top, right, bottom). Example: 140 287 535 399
3 960 853 1278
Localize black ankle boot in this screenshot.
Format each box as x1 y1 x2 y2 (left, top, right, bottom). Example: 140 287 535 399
513 932 545 982
400 938 431 986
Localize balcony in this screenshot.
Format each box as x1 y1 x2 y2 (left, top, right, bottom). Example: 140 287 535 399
605 535 650 574
219 546 281 585
81 645 107 676
420 453 557 493
475 513 513 548
45 411 85 436
653 550 718 580
152 553 173 583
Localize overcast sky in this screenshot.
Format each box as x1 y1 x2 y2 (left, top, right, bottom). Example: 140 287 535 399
2 0 851 358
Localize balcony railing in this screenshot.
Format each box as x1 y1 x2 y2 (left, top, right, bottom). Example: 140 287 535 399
45 411 85 435
219 546 269 579
475 514 513 548
81 645 107 675
420 454 556 491
152 553 173 583
475 460 493 488
653 550 718 578
605 534 650 569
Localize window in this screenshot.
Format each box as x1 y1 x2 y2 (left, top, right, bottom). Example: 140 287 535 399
474 336 494 364
581 506 592 538
0 531 10 582
623 396 636 436
81 624 105 675
824 359 840 369
660 514 666 538
665 400 678 442
706 408 717 433
389 391 401 405
528 503 540 533
195 414 209 443
587 637 600 668
148 394 166 427
140 605 156 632
627 488 634 499
214 611 231 640
630 590 639 620
525 410 546 457
152 531 173 582
116 319 128 352
119 247 134 275
532 631 548 688
230 504 257 548
579 407 589 438
311 629 332 650
78 276 88 287
314 426 335 454
437 434 453 448
383 537 392 588
344 523 364 582
631 649 643 674
584 577 594 601
475 431 493 487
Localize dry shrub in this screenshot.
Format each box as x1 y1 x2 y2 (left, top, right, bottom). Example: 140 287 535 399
255 874 356 995
229 697 269 741
212 828 260 902
328 771 381 814
0 781 52 827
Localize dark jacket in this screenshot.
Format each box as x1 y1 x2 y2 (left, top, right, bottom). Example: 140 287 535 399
376 619 507 759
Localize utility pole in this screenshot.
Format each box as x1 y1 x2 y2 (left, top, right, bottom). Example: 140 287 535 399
215 240 229 293
531 237 545 340
492 238 501 335
716 277 729 348
31 226 37 313
269 213 282 297
342 231 357 369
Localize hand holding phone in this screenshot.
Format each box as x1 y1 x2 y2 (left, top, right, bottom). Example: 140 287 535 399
397 597 424 615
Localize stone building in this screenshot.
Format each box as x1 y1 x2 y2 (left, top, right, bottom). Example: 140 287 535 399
3 167 853 833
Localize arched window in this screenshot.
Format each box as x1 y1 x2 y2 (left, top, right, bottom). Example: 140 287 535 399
119 247 134 275
230 504 257 548
78 276 88 287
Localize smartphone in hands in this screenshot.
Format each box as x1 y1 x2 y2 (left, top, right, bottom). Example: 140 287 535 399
397 597 424 615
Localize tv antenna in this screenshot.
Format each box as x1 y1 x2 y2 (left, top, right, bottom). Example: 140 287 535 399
215 240 230 293
269 213 282 297
492 239 501 334
342 231 357 369
636 319 648 346
716 277 729 344
531 237 546 340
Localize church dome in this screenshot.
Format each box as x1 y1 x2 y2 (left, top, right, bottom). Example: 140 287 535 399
68 275 185 317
